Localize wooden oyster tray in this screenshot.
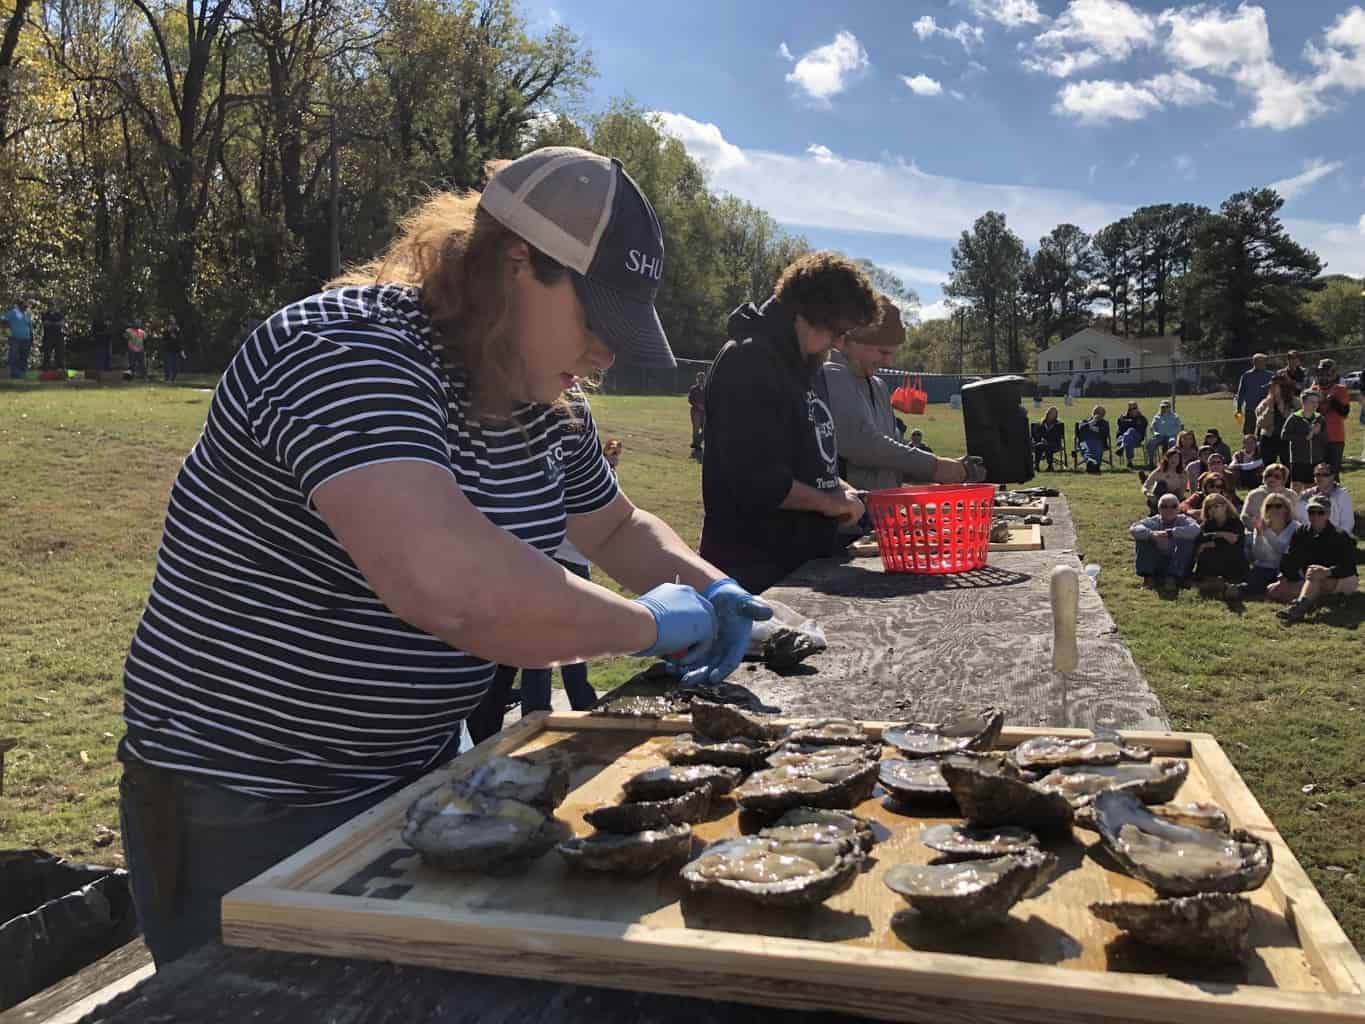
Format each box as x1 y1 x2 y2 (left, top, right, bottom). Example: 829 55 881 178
222 714 1365 1024
849 521 1043 558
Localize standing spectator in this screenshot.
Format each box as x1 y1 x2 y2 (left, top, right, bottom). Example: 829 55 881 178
687 371 706 453
1312 359 1351 475
1234 353 1273 436
1229 492 1300 600
1130 493 1200 593
1075 405 1110 474
1192 494 1247 594
1296 463 1355 536
1033 406 1064 471
1144 399 1182 468
907 429 933 453
1142 449 1187 513
1254 375 1295 467
1229 434 1263 490
125 322 148 379
1269 495 1359 623
1202 428 1232 464
1282 349 1307 393
162 316 184 383
92 318 113 371
5 299 34 379
40 304 65 370
1241 462 1293 529
1067 372 1085 404
1114 402 1147 468
1281 390 1325 490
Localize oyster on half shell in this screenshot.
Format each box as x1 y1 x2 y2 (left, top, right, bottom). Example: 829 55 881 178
1090 790 1272 897
1009 734 1152 771
758 807 876 851
681 835 861 907
663 732 775 770
583 786 712 834
1034 759 1188 809
690 700 786 742
768 744 877 770
1075 798 1230 834
940 756 1074 831
402 783 562 873
884 849 1057 929
464 756 569 812
1091 893 1254 963
882 708 1004 759
783 719 872 748
733 757 878 813
557 824 693 876
622 764 742 802
920 823 1039 861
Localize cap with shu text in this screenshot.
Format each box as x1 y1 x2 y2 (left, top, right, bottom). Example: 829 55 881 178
479 147 675 368
1306 495 1331 512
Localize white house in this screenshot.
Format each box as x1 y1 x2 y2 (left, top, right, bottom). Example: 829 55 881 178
1035 327 1197 392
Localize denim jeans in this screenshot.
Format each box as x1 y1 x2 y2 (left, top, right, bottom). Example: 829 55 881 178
1134 538 1193 579
8 338 31 378
164 351 181 382
1145 435 1174 464
1117 428 1143 462
118 757 399 966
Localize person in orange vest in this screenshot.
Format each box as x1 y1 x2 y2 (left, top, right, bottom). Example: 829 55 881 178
1312 358 1351 474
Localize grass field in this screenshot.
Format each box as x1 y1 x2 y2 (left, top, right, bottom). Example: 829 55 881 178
2 378 1363 947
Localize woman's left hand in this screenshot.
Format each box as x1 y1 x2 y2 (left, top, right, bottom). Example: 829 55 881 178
680 578 773 685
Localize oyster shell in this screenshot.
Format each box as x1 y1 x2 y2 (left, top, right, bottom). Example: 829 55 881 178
1009 734 1152 771
733 757 878 813
591 693 690 718
1034 759 1188 809
1075 798 1230 834
681 835 861 907
622 764 742 802
882 708 1004 759
940 756 1074 831
783 719 872 747
1092 893 1253 962
465 756 569 811
663 732 775 770
759 808 876 851
877 758 954 805
768 744 877 769
583 786 712 834
557 824 693 876
884 849 1057 929
920 824 1039 861
690 700 786 742
402 783 561 872
1090 790 1272 897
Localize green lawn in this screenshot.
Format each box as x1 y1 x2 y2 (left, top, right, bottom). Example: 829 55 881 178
2 379 1363 947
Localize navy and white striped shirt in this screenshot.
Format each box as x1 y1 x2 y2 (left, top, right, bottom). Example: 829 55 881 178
120 285 618 805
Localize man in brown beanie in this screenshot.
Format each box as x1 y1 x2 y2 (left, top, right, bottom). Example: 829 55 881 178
822 294 982 492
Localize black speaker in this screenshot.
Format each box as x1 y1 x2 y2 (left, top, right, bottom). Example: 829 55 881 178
961 375 1035 485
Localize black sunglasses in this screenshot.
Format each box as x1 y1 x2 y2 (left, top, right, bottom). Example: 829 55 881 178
1308 508 1329 515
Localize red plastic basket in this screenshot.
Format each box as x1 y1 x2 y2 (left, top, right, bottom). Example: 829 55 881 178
866 483 995 574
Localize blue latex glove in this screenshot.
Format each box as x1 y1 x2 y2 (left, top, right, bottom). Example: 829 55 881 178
631 583 718 668
682 578 773 685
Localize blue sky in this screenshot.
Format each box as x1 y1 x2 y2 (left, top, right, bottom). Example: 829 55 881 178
536 1 1364 319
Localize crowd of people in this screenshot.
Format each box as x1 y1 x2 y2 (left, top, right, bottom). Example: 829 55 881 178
1120 353 1360 623
3 299 188 382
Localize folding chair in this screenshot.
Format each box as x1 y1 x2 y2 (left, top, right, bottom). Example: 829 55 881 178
1071 423 1114 471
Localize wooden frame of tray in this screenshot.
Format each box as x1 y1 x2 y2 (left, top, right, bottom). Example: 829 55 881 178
222 714 1365 1024
849 522 1042 558
993 501 1049 516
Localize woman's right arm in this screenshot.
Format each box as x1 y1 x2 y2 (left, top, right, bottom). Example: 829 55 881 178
314 461 658 667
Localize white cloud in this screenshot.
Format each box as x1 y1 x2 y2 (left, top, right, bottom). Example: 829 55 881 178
649 112 747 172
956 0 1047 29
1358 214 1365 236
1269 158 1345 201
806 143 838 164
903 74 945 96
950 88 967 100
1307 7 1365 92
913 16 986 50
1284 217 1365 276
785 31 870 103
1054 70 1218 123
778 42 794 62
1160 4 1270 72
885 264 952 287
915 299 957 322
1088 163 1099 184
1124 152 1140 169
1023 0 1155 78
1172 153 1197 181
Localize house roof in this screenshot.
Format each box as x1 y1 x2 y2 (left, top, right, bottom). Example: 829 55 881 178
1042 328 1182 359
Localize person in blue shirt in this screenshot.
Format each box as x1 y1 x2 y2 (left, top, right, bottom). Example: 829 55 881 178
1235 353 1273 437
1144 399 1183 468
5 299 34 380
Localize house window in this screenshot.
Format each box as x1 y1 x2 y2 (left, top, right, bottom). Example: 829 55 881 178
1047 359 1073 373
1103 357 1132 374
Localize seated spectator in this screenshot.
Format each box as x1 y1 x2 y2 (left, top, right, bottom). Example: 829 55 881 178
1229 492 1299 600
1115 402 1147 468
907 428 933 453
1268 495 1359 623
1241 462 1293 529
1144 399 1182 468
1202 428 1233 464
1076 405 1110 474
1171 430 1201 473
1192 494 1247 594
1130 493 1200 593
1184 448 1236 495
1229 434 1263 490
1282 389 1326 489
1032 406 1064 471
1181 471 1239 521
1296 463 1355 535
1142 449 1187 513
1183 445 1216 492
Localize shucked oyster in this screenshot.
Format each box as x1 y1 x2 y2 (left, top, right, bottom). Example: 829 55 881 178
681 835 861 907
557 824 693 876
940 756 1074 832
1075 799 1230 834
768 745 877 770
920 823 1039 861
759 808 876 852
884 849 1057 930
1009 733 1152 771
734 757 878 813
1034 760 1188 809
690 700 786 742
623 764 742 802
584 786 712 834
402 784 562 873
465 756 569 811
882 708 1004 759
878 757 955 806
783 719 872 748
663 733 774 770
1090 790 1272 897
1091 893 1254 963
